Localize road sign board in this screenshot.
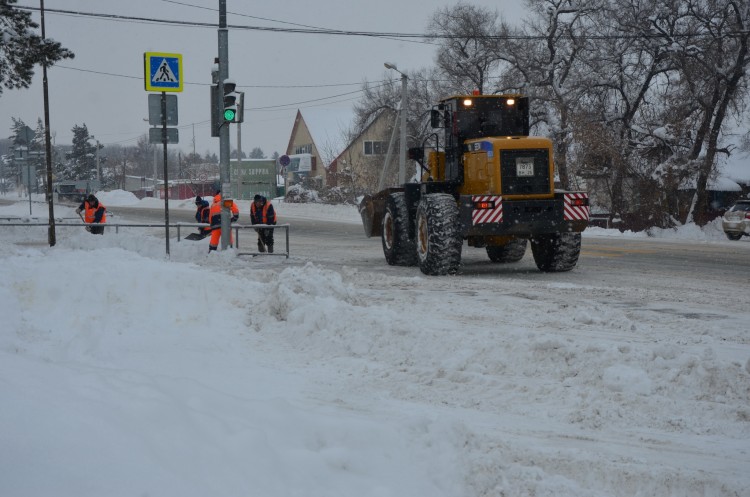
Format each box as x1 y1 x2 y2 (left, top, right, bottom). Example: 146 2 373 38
144 52 183 92
148 94 178 125
149 127 179 144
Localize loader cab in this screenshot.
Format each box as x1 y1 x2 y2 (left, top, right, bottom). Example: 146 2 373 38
431 94 530 183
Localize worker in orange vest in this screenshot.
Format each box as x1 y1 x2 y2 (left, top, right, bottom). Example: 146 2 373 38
250 194 277 253
193 196 211 238
76 194 106 235
208 193 239 252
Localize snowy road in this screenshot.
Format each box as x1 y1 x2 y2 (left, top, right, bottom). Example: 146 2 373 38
2 195 749 497
111 200 750 494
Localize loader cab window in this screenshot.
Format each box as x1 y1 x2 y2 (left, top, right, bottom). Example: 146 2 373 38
453 97 529 139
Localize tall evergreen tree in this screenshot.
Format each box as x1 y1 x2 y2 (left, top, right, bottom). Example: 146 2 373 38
0 0 74 95
62 124 97 180
248 147 265 159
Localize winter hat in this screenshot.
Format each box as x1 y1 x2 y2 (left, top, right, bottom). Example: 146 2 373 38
195 196 203 204
253 194 262 202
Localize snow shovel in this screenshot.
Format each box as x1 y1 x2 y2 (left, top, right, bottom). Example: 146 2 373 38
185 230 210 241
76 210 91 232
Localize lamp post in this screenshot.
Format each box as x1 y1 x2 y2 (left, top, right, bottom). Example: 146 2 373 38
90 135 101 182
384 62 408 185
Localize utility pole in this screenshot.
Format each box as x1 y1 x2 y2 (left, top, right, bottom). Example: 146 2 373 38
398 71 407 184
41 0 55 246
385 62 408 184
218 0 231 249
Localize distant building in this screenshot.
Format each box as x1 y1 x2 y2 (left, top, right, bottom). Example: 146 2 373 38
229 158 277 200
285 109 348 188
328 108 397 194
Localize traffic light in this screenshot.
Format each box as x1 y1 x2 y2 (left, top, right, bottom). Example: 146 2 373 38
223 80 238 123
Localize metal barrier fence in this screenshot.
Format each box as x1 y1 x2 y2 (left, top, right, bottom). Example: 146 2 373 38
0 220 290 258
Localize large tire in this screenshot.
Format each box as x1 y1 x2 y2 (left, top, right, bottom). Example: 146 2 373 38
486 239 527 263
382 192 417 266
725 232 743 241
530 232 581 272
416 193 462 275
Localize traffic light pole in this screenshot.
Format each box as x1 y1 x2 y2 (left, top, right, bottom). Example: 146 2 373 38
217 0 231 250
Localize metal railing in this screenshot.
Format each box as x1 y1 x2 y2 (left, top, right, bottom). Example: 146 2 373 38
0 219 290 258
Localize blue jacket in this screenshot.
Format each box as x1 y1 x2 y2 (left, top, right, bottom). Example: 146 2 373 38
194 200 210 223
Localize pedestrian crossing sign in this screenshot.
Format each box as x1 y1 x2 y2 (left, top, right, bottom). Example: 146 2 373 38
144 52 183 92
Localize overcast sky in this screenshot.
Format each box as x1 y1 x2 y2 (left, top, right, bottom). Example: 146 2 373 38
0 0 523 158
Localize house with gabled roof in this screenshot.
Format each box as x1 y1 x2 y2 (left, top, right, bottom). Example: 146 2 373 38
285 109 349 188
328 108 398 194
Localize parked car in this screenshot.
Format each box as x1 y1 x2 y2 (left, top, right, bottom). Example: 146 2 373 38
721 199 750 240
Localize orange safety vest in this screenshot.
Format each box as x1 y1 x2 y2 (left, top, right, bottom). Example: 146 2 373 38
251 202 276 224
209 197 239 227
84 201 106 224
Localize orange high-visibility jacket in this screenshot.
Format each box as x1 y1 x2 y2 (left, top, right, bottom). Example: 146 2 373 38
209 195 239 227
83 200 106 224
250 201 276 225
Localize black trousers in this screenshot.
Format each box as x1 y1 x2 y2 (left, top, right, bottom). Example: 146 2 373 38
256 227 274 246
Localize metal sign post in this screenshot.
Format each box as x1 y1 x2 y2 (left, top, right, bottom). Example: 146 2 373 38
161 92 170 256
144 51 182 256
26 162 32 215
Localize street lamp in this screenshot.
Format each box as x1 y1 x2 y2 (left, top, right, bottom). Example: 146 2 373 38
384 62 408 185
90 135 101 182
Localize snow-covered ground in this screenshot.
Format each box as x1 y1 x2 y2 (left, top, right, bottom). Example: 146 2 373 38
1 190 748 497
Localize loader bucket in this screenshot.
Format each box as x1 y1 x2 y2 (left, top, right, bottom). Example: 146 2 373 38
359 189 399 238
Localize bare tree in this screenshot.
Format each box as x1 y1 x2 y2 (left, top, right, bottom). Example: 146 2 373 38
573 0 680 226
426 3 502 95
671 0 750 224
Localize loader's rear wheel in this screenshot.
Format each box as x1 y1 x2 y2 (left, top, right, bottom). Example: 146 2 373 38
416 193 462 275
530 232 581 272
382 192 417 266
486 239 527 263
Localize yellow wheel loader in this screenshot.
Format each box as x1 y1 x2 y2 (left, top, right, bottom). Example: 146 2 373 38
360 93 590 275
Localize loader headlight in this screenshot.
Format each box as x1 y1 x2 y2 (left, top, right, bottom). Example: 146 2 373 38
506 98 515 106
463 98 473 107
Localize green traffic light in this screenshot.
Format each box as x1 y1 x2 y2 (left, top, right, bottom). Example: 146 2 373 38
224 109 236 121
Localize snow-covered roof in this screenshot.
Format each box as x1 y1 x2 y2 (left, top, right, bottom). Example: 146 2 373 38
679 175 741 191
719 149 750 183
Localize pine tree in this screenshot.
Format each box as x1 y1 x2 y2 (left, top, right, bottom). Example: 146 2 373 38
64 124 97 180
0 0 74 95
249 147 265 159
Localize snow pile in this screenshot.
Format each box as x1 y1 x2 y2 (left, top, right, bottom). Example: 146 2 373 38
1 193 749 497
94 189 141 206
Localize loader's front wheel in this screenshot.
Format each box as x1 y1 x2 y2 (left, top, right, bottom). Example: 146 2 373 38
416 193 462 275
486 239 527 263
382 192 417 266
530 232 581 272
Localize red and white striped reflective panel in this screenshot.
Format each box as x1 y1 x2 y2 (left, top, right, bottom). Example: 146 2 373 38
564 192 590 221
472 195 503 225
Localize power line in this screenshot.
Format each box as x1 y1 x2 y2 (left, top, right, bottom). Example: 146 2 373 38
18 5 743 40
53 64 387 88
155 0 437 46
247 82 390 111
